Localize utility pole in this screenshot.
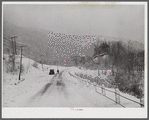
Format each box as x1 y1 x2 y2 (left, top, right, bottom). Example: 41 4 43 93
14 36 17 55
11 37 15 72
97 37 100 77
11 36 17 55
10 36 17 72
18 45 27 80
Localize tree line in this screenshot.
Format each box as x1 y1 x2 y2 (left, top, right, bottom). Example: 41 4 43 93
93 39 144 98
71 39 144 98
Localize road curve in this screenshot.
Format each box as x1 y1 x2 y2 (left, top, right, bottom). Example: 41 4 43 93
21 69 122 107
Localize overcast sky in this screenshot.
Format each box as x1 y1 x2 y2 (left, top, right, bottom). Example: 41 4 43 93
3 3 144 42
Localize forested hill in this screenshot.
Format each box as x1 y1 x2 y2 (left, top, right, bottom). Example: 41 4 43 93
3 21 144 65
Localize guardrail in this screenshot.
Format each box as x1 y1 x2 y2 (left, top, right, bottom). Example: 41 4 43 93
69 72 144 108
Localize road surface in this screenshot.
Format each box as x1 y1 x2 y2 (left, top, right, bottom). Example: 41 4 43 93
8 69 122 107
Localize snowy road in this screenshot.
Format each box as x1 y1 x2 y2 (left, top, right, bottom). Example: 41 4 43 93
3 69 123 107
3 68 141 107
3 55 142 108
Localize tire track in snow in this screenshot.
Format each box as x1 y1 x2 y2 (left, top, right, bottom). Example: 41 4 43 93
28 70 69 106
29 73 58 101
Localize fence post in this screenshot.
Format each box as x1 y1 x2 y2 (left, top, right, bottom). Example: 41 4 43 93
140 97 144 107
101 84 106 96
139 80 144 107
115 87 120 104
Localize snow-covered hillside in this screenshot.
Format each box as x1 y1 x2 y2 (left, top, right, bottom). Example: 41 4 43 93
2 54 68 107
2 54 143 107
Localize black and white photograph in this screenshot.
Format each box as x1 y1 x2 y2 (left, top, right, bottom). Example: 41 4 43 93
2 1 148 118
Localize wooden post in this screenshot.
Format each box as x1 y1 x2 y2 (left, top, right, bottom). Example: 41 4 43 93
139 81 144 107
14 36 17 55
115 87 117 103
18 45 27 80
10 36 18 72
19 47 22 80
140 97 144 107
101 84 106 95
11 37 15 72
11 36 17 55
115 87 120 103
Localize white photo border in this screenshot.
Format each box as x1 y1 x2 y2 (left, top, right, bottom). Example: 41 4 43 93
1 1 148 118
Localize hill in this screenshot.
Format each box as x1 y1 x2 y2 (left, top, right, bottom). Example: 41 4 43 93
3 21 144 65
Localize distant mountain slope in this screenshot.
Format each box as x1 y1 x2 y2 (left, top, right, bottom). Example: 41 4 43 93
3 21 144 64
3 21 49 61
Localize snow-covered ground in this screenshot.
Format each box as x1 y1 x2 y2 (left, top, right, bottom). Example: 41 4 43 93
2 54 142 107
2 54 68 107
74 67 112 80
68 68 142 107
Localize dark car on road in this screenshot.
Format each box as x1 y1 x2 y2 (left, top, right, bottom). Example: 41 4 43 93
49 69 55 75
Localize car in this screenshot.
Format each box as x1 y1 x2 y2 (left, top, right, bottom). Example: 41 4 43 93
49 69 55 75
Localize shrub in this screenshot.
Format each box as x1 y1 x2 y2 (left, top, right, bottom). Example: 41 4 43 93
115 72 143 98
32 62 38 68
